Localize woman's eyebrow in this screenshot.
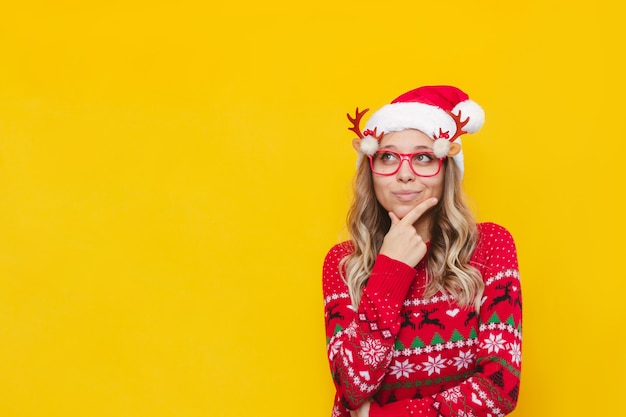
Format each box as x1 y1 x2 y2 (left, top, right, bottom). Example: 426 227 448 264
379 145 432 151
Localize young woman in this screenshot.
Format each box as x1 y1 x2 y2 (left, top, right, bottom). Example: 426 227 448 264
322 86 522 417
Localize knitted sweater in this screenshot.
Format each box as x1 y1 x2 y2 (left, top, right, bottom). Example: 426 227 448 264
322 222 522 417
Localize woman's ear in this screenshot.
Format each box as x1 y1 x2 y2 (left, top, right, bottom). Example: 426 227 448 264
448 142 461 157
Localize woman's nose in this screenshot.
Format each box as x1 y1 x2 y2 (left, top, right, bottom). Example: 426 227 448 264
396 158 415 182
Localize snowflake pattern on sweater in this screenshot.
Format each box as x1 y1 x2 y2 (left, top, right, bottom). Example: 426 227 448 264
322 223 522 417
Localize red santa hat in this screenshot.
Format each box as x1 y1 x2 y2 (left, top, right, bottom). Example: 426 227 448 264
348 85 485 176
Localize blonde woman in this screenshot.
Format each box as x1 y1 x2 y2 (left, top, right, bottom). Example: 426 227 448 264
323 86 522 417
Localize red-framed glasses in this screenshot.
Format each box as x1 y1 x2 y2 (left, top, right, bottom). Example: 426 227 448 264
368 150 445 177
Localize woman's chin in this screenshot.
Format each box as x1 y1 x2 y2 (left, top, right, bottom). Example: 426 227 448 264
393 203 435 223
393 204 419 220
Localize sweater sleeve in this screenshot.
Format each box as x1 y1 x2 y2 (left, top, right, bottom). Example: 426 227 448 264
368 223 523 417
323 242 417 412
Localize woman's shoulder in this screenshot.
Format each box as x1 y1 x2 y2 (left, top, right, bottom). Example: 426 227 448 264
474 222 519 270
476 221 515 242
474 222 516 258
324 240 355 263
322 241 354 289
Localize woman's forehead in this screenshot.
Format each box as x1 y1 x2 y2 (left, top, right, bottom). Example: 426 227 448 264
379 129 433 149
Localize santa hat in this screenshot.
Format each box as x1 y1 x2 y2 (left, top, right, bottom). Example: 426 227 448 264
348 85 484 176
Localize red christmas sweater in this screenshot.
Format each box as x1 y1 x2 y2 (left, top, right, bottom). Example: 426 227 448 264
322 222 522 417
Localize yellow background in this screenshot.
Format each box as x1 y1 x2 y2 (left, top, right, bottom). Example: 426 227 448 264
1 1 624 416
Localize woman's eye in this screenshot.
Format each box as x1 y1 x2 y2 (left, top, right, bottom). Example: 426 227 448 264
379 152 398 162
413 153 434 164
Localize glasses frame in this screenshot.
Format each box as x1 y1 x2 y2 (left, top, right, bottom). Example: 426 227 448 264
368 150 445 177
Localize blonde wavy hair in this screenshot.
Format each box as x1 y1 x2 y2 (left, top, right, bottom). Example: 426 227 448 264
340 157 484 311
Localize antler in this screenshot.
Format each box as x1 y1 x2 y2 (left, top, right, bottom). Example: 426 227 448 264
347 107 369 138
446 110 470 142
366 127 384 141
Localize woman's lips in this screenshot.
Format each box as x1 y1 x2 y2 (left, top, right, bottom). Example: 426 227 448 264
393 191 421 202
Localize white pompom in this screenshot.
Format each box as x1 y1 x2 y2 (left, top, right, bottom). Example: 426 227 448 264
360 136 379 155
433 138 450 158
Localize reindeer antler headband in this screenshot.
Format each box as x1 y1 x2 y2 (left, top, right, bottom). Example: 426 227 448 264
348 85 485 176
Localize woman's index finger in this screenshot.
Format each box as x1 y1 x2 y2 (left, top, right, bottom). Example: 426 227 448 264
399 198 438 225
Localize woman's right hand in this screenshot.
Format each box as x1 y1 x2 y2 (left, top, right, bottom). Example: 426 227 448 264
350 400 371 417
379 198 438 267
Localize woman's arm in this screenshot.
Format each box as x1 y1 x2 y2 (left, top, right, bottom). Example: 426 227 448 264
324 200 437 413
323 243 416 411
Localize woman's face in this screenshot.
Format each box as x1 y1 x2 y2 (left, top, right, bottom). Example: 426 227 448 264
372 129 445 221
